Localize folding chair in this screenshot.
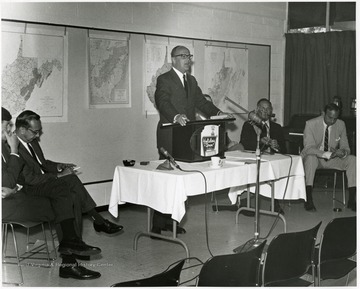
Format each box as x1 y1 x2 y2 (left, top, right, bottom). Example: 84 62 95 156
314 216 356 286
197 240 266 286
111 259 185 287
2 221 57 286
262 222 321 286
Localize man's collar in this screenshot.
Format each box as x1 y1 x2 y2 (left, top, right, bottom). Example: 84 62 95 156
17 136 28 147
172 67 185 78
263 120 270 126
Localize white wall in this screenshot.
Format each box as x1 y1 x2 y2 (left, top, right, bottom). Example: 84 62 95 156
1 2 287 203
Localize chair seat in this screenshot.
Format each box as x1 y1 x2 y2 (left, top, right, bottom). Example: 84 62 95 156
111 260 185 287
266 277 312 287
319 259 356 280
4 221 43 228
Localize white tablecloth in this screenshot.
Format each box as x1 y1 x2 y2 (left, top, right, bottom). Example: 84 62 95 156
109 152 306 222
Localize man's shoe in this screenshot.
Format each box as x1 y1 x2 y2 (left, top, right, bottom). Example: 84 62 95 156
72 254 90 261
304 202 317 212
93 219 123 234
58 239 101 256
59 263 101 279
164 224 186 234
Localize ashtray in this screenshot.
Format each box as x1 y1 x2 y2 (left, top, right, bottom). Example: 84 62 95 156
123 159 135 167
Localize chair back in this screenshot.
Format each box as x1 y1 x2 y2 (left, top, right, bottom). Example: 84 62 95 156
320 216 356 263
111 259 185 287
262 222 321 286
198 240 266 286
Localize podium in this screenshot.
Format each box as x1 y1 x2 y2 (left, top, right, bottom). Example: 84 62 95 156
161 118 235 162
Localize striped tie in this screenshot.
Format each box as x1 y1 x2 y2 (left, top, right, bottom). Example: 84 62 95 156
324 125 329 152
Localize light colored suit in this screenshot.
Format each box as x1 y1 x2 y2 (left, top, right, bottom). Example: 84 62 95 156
300 115 356 187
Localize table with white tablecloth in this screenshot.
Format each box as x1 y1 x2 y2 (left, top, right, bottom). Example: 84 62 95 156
108 151 306 257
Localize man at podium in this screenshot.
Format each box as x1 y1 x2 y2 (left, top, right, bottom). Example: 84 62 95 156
153 45 233 235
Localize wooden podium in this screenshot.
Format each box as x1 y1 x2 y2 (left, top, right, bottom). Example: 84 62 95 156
161 118 235 162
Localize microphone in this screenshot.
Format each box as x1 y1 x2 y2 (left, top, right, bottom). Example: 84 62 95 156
248 110 263 125
159 147 180 169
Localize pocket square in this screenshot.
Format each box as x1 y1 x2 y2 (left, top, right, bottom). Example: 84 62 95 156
335 137 341 141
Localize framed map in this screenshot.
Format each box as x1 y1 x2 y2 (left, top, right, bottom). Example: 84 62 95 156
204 45 248 113
1 23 68 122
143 37 194 115
88 32 130 108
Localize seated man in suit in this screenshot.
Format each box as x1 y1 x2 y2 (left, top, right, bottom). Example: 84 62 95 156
301 103 356 212
14 110 123 235
2 107 101 279
240 98 286 214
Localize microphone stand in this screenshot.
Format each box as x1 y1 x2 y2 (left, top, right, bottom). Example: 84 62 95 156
224 96 265 252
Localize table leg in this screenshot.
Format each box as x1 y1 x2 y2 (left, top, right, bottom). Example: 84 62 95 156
133 208 190 260
235 183 287 232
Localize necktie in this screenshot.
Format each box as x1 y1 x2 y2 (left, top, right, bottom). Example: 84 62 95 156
264 123 270 138
27 143 41 165
183 74 188 96
324 125 329 152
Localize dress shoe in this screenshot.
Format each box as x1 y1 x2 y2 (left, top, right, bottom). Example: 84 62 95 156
164 224 186 234
72 254 90 261
93 219 123 234
60 262 101 279
58 239 101 256
304 202 317 212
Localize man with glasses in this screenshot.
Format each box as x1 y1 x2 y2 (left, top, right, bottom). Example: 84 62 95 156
240 98 286 214
153 45 233 236
14 110 123 236
2 107 101 279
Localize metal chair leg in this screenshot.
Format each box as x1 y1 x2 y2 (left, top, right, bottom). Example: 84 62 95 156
342 171 346 205
2 223 24 286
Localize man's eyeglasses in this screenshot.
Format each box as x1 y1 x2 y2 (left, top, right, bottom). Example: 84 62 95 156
28 128 42 135
173 54 193 60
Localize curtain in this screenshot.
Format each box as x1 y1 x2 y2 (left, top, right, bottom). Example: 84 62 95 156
284 31 355 125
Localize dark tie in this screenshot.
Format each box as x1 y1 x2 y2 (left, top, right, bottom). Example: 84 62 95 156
27 143 41 165
264 123 270 138
183 74 188 96
324 125 329 152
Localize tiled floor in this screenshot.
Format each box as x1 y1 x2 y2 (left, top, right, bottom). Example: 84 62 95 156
2 184 357 287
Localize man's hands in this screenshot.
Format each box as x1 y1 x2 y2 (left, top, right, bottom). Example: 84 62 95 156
5 130 19 154
174 114 190 126
2 187 17 199
330 148 347 159
261 137 280 151
57 163 77 178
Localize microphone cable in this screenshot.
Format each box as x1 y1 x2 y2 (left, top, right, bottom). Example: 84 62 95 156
261 153 293 240
178 166 214 258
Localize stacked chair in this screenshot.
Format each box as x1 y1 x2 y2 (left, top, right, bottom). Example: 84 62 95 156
313 216 356 286
197 240 266 286
261 222 321 286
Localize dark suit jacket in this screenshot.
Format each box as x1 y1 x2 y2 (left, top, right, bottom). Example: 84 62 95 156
240 121 286 153
155 68 220 153
17 139 59 186
2 141 54 222
2 142 24 188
